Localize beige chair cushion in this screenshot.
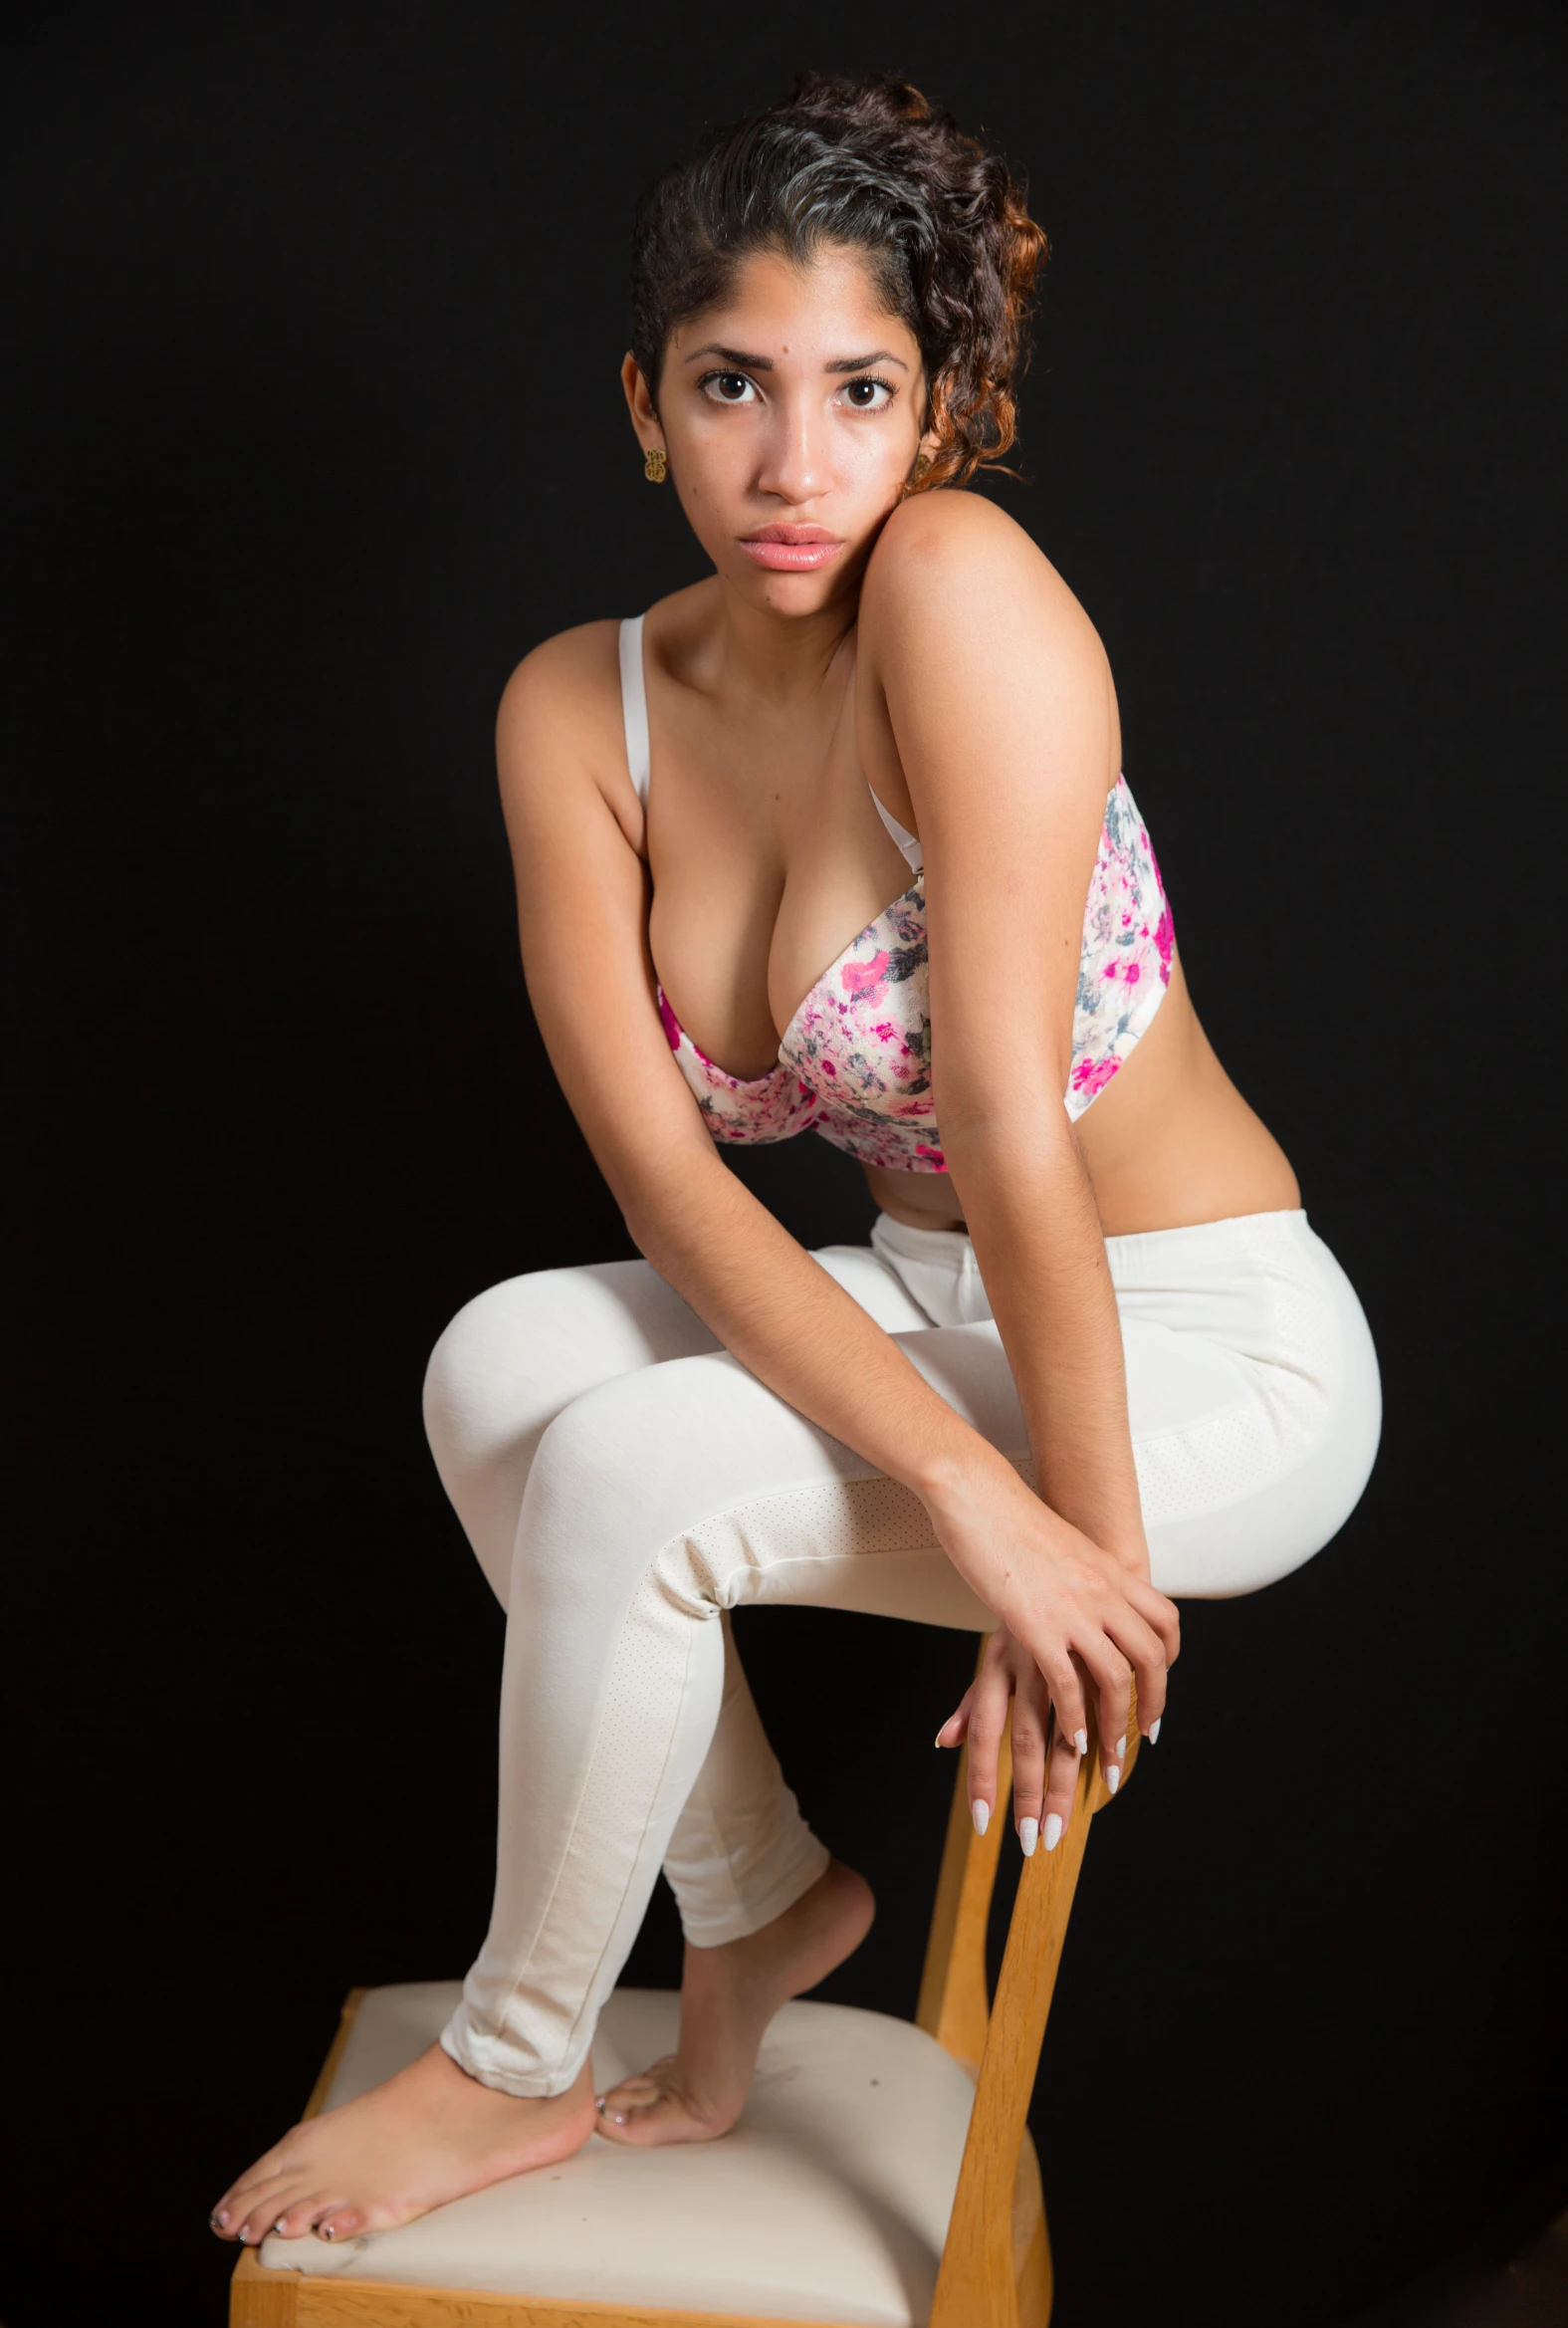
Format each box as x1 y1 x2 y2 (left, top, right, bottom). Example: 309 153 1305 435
259 1982 977 2326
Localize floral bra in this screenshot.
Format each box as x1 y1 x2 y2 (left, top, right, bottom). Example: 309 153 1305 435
621 613 1173 1176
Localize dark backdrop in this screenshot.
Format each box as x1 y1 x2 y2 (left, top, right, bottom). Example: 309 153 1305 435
6 5 1565 2325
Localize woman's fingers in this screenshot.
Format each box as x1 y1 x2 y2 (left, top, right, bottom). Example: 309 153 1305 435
1040 1652 1089 1762
1009 1667 1050 1853
1098 1603 1170 1738
1120 1572 1182 1678
1040 1716 1081 1849
1074 1634 1135 1789
934 1684 975 1749
965 1658 1012 1836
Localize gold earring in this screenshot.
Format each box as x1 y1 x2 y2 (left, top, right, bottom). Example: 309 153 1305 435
912 451 933 479
644 446 668 484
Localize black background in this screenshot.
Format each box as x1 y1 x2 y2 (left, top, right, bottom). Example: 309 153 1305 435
6 5 1565 2325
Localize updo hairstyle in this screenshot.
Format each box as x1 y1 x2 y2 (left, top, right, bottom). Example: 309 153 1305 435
628 72 1048 493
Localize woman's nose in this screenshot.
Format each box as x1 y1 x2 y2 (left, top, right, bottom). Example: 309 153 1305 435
756 401 827 506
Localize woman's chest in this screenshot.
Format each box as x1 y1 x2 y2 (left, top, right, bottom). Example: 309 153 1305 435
644 691 916 1083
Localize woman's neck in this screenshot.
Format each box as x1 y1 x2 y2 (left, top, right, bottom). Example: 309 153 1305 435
704 578 859 710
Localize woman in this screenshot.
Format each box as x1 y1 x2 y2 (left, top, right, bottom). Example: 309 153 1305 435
210 71 1380 2248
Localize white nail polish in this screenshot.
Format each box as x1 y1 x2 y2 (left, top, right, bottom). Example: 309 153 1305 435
1149 1718 1161 1744
1106 1763 1120 1793
1043 1813 1063 1850
1073 1728 1088 1756
1116 1734 1127 1759
971 1797 990 1837
1019 1817 1038 1857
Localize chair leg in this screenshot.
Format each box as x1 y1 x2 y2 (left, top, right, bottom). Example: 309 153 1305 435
1012 2130 1053 2328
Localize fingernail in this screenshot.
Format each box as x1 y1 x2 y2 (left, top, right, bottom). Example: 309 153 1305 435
1116 1734 1127 1759
594 2095 607 2114
1019 1817 1038 1856
1043 1813 1063 1851
934 1727 950 1748
1073 1729 1088 1756
971 1797 990 1837
236 2229 248 2244
612 2112 628 2126
209 2213 225 2231
1149 1717 1161 1744
1106 1763 1120 1793
321 2225 336 2241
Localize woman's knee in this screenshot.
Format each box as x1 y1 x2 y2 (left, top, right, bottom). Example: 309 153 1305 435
519 1354 765 1615
422 1275 555 1489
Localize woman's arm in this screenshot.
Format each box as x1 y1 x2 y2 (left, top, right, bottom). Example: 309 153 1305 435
498 617 1176 1847
860 492 1176 1821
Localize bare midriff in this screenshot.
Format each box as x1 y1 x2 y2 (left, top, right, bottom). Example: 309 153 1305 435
863 951 1301 1239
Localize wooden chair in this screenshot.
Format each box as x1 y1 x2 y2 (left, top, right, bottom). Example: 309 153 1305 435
232 1712 1136 2328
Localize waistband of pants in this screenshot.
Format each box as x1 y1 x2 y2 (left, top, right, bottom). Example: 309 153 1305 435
870 1205 1314 1290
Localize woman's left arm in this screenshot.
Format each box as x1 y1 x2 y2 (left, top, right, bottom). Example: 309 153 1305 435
861 492 1169 1831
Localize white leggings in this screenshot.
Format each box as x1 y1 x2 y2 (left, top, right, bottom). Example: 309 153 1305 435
422 1207 1379 2096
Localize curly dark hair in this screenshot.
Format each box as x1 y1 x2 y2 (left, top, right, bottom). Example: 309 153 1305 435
627 71 1048 494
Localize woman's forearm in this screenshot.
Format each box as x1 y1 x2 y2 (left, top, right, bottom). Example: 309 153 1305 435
939 1113 1147 1565
620 1147 1020 1506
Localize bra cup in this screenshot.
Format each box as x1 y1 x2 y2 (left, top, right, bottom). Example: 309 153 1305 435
621 604 1171 1175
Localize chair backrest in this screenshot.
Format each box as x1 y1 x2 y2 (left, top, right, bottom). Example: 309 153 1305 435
917 1702 1138 2328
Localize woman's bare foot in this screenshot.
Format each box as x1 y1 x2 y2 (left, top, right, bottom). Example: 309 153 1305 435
208 2041 596 2246
593 1858 874 2148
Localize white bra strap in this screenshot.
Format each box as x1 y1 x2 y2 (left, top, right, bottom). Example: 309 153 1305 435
618 614 650 804
869 786 923 874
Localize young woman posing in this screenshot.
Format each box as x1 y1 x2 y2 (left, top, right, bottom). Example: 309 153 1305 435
211 72 1380 2249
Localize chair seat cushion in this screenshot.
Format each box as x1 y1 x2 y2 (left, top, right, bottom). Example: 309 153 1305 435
259 1982 978 2326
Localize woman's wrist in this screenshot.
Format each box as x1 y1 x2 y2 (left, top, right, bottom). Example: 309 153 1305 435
915 1438 1150 1587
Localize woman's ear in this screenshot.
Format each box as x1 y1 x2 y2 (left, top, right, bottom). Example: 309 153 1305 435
620 352 663 457
911 369 944 480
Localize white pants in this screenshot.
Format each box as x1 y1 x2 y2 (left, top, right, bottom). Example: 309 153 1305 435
422 1207 1379 2095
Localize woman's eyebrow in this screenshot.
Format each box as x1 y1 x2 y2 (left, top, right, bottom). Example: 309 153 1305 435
683 344 773 368
824 349 908 372
681 344 909 372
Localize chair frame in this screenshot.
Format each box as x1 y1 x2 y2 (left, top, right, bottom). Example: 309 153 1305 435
232 1711 1134 2328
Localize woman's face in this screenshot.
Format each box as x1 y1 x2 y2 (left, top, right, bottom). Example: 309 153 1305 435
622 242 938 614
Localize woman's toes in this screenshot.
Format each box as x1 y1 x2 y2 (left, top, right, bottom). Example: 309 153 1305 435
315 2208 363 2242
269 2193 329 2239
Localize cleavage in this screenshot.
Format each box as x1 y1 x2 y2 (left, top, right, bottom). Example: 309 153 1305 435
646 649 909 1080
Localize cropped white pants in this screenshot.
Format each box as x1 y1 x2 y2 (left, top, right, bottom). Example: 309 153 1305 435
422 1207 1379 2096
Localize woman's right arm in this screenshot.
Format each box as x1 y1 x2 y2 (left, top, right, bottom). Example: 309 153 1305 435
497 627 1177 1837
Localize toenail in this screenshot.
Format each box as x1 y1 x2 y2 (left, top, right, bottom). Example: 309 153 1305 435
594 2094 606 2113
611 2113 627 2125
321 2225 335 2240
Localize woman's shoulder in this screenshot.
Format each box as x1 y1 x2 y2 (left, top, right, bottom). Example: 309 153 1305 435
860 489 1107 680
498 580 715 729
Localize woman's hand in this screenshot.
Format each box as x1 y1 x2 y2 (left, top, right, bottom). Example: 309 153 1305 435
924 1453 1180 1848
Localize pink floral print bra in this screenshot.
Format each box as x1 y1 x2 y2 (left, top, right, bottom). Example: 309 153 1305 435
621 614 1173 1176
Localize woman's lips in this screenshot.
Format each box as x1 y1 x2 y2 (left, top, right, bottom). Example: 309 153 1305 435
738 527 844 571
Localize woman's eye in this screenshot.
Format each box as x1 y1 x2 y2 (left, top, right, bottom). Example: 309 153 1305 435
702 371 758 404
839 376 894 411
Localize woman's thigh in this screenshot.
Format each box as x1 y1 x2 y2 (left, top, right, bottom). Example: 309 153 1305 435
421 1241 930 1603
